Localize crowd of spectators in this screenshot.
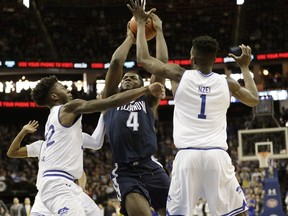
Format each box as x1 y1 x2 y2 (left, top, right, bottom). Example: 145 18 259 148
1 0 288 62
0 0 287 92
0 0 288 215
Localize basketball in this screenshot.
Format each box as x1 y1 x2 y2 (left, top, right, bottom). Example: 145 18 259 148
129 16 156 41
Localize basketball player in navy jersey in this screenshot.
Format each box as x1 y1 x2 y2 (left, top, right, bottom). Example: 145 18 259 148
29 75 165 216
129 0 259 215
101 14 170 216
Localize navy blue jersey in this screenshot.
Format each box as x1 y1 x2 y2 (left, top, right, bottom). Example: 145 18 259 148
104 96 158 164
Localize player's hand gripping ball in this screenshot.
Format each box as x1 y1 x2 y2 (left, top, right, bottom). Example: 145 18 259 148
129 16 156 41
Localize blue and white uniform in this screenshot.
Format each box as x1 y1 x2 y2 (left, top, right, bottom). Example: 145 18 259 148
167 70 248 216
27 140 52 216
104 96 170 215
27 128 104 216
39 105 85 216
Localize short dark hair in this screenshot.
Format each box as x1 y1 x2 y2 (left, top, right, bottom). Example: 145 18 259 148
31 75 58 106
192 35 219 57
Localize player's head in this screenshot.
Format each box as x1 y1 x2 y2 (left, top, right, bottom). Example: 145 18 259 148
190 35 219 68
120 71 144 92
31 75 73 107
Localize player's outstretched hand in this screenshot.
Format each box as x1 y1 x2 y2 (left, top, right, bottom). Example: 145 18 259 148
23 120 39 133
228 44 252 68
127 0 156 22
148 82 166 99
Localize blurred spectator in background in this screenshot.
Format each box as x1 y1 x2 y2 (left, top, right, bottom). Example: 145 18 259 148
20 197 31 216
9 197 22 216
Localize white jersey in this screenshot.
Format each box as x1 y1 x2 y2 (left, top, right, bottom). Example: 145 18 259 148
82 113 106 150
174 70 230 149
27 134 103 216
42 105 83 179
27 140 45 189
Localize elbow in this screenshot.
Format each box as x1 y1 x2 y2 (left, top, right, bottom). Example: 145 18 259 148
136 51 149 65
136 55 144 65
247 97 260 107
7 151 14 158
254 97 260 106
137 56 149 69
160 57 169 64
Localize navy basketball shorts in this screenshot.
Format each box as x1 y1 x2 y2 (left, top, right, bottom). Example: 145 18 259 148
110 158 171 215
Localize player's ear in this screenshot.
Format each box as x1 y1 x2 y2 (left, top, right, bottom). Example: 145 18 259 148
191 56 197 65
50 93 58 102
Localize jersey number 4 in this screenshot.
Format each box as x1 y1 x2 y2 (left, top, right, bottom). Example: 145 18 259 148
126 112 139 131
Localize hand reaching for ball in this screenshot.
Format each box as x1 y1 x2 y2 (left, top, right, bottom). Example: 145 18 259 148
129 16 156 41
150 13 162 32
127 0 157 41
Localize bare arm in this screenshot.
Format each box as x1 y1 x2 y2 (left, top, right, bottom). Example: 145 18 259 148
63 82 165 115
128 0 185 83
228 44 259 107
153 13 168 78
102 26 135 99
147 13 168 112
7 120 39 158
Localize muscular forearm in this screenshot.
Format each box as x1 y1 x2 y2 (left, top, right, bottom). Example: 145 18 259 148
153 28 168 85
137 20 151 63
241 66 259 99
112 36 134 63
156 29 168 63
108 86 150 107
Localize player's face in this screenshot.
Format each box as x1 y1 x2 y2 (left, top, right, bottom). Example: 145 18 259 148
52 82 73 104
120 72 142 91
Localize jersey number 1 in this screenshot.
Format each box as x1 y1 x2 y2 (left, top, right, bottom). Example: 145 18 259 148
198 94 207 119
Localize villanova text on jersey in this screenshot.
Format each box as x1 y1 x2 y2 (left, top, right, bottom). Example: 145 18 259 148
117 100 147 113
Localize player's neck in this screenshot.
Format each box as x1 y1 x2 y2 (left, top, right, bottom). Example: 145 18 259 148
195 66 212 74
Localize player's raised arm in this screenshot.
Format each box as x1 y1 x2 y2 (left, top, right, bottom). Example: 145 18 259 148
102 24 135 99
7 120 39 158
128 0 185 84
227 44 259 107
146 13 168 111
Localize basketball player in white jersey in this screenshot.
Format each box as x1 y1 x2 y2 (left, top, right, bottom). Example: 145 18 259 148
128 1 259 215
29 75 165 215
7 118 106 216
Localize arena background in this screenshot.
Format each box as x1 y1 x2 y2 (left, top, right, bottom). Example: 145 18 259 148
0 0 288 215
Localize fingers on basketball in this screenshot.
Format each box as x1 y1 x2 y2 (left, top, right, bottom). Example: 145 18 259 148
129 16 156 41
